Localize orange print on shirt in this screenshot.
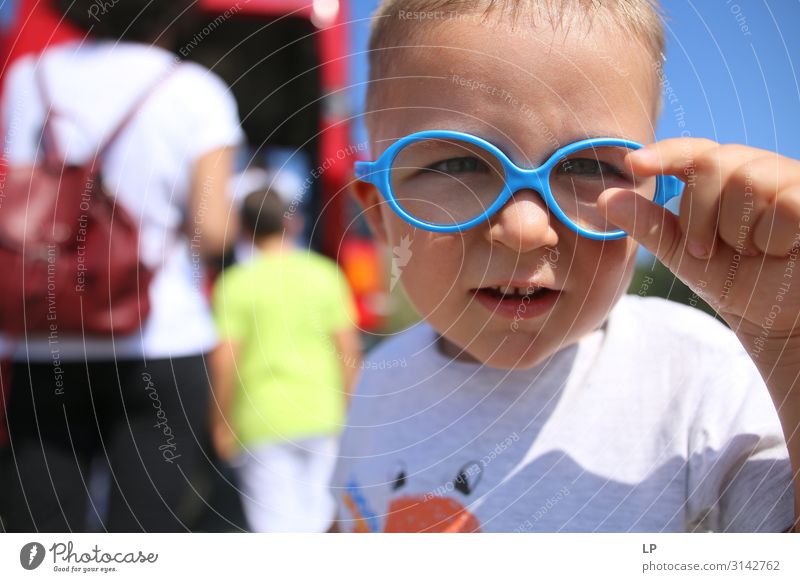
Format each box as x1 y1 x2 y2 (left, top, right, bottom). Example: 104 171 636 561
383 495 481 532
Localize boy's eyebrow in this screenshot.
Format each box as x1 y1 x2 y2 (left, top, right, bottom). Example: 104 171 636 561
369 130 638 163
562 132 631 143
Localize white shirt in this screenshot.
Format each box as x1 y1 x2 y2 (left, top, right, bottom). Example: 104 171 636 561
1 41 245 360
331 295 794 532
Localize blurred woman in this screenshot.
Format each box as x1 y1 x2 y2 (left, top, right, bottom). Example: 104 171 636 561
0 0 243 531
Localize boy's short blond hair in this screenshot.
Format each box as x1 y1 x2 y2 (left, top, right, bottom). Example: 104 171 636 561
366 0 665 114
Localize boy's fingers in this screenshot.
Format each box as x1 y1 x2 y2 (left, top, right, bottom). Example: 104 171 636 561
625 137 720 178
625 138 720 258
752 185 800 256
598 188 684 272
722 156 800 257
676 148 760 258
627 141 784 259
718 157 773 256
677 164 721 259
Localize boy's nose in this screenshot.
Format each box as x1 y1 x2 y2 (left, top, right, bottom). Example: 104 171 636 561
484 189 559 252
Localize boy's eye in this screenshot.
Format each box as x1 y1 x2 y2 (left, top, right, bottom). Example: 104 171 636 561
556 158 628 181
423 156 489 175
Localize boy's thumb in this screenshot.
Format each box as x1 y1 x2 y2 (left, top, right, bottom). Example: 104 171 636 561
597 188 683 270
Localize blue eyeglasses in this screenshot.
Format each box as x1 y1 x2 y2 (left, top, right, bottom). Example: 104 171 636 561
354 130 684 240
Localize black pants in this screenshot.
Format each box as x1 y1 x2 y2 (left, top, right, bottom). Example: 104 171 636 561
0 355 209 532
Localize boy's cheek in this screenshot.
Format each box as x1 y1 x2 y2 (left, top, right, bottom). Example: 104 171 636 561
569 238 637 308
390 234 469 314
401 237 464 287
383 214 463 268
381 207 415 244
579 236 638 268
595 240 639 297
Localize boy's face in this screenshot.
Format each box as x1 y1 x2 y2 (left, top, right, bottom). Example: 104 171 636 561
355 16 659 369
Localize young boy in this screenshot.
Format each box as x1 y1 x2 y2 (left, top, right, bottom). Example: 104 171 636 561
211 188 361 532
330 0 800 532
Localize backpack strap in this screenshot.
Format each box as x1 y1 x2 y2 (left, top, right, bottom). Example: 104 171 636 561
33 61 63 168
95 64 179 160
34 58 179 168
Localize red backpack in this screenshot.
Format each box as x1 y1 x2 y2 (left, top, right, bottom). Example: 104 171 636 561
0 62 175 336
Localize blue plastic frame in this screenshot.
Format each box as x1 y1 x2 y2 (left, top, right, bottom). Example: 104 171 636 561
354 130 684 240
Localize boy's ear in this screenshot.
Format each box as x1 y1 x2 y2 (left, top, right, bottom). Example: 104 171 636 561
351 178 389 246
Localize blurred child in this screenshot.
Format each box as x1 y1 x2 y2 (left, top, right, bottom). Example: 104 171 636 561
211 188 361 532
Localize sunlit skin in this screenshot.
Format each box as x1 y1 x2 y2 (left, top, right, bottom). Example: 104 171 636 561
354 18 659 369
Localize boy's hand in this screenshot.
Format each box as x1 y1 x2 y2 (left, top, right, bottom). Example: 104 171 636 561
599 138 800 532
598 138 800 357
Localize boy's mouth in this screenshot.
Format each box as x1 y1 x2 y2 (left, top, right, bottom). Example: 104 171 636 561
471 284 561 320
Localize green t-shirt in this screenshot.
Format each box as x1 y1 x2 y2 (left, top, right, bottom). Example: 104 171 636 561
212 251 356 447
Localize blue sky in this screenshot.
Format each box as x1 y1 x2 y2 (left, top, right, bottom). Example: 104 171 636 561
0 0 16 30
349 0 800 159
657 1 800 158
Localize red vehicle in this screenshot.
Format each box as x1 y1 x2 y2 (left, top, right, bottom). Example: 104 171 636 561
0 0 385 330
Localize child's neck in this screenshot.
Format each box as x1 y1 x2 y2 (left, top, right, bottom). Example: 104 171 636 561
254 235 293 255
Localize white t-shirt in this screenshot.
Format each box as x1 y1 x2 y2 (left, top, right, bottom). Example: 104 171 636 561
331 295 794 532
0 41 245 360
